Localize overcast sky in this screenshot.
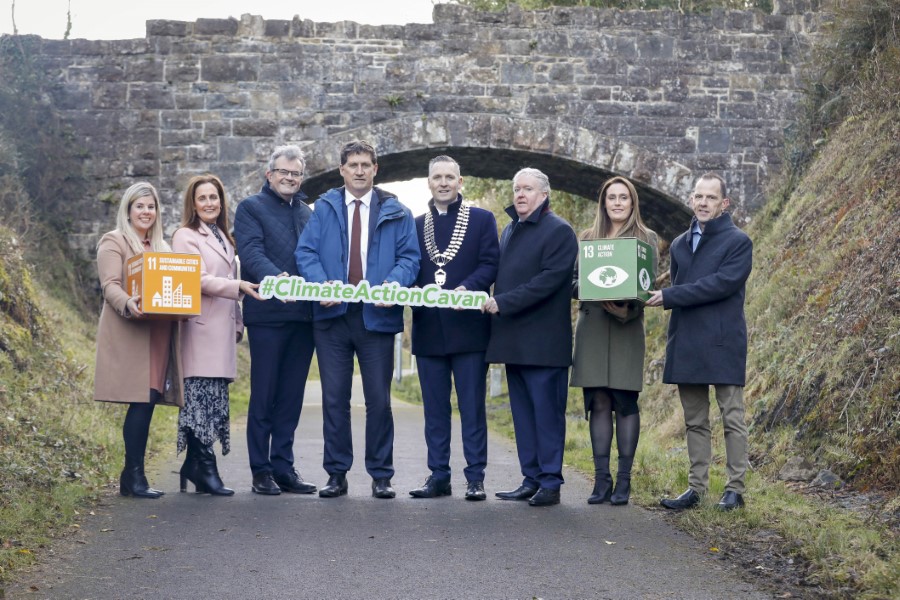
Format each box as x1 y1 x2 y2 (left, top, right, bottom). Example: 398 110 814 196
1 0 436 40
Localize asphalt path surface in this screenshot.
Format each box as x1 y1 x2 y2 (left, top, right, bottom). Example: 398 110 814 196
9 377 768 599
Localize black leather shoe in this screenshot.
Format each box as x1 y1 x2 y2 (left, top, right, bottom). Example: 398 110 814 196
372 478 396 499
318 473 348 498
465 481 486 501
660 488 701 510
273 469 317 494
495 484 538 501
409 476 451 498
528 488 561 506
716 490 745 511
251 472 282 496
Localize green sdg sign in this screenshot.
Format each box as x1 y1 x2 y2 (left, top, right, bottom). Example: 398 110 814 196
578 238 655 302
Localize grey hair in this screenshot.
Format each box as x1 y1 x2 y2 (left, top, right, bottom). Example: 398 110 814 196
267 145 306 173
513 167 551 194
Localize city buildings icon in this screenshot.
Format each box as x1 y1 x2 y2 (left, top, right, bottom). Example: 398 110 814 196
151 276 193 309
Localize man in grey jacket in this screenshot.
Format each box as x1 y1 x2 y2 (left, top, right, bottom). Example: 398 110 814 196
646 172 752 512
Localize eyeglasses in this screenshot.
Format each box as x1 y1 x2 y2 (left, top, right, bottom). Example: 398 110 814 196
273 168 303 179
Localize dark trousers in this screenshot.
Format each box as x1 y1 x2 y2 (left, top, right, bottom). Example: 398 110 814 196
314 307 395 479
506 365 568 490
417 352 488 483
246 322 315 476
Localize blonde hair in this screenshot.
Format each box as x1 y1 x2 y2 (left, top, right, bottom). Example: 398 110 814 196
582 176 654 243
115 182 170 254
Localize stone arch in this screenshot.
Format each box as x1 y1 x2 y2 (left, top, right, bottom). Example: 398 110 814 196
291 114 694 240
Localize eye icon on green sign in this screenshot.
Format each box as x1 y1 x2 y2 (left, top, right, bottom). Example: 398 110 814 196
588 265 629 288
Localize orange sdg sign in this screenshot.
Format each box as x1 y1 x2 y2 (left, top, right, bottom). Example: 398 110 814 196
126 252 201 317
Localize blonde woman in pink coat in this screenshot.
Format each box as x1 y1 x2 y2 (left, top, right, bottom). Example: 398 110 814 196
95 182 183 499
172 175 262 496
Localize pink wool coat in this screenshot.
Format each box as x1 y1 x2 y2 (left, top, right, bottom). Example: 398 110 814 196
93 230 184 406
171 222 244 380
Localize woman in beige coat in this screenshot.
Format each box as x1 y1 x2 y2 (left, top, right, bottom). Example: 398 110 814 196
570 176 658 506
94 182 183 499
172 175 262 496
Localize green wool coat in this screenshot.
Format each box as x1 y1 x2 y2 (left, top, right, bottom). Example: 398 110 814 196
569 232 659 404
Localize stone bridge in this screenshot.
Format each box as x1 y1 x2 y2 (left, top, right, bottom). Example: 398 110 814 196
25 1 821 252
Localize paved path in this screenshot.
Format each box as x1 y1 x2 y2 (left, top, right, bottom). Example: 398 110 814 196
9 378 768 599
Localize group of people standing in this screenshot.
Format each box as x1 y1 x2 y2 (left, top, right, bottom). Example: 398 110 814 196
93 139 753 513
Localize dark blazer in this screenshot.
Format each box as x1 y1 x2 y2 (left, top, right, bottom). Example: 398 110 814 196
485 199 578 368
662 212 752 386
411 197 499 357
233 181 313 325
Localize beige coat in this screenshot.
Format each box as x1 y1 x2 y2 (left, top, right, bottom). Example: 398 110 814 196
93 230 184 407
171 223 243 380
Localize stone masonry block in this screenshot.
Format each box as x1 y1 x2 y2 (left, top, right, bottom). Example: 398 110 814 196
147 20 192 37
218 138 256 162
698 128 731 153
195 18 239 36
201 56 259 82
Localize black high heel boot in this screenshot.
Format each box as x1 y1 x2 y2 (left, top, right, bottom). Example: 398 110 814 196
588 457 613 505
120 456 162 499
180 432 208 493
195 441 234 496
610 455 634 506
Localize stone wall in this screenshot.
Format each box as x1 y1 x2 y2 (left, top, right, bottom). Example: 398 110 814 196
20 1 821 251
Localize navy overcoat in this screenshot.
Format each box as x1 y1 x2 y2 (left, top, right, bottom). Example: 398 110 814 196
662 212 752 386
485 200 578 368
411 197 500 357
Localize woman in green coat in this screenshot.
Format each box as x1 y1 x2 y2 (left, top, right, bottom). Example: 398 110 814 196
570 176 658 506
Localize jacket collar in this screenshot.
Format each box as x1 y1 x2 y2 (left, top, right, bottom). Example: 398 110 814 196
690 211 735 237
504 198 550 225
428 194 463 216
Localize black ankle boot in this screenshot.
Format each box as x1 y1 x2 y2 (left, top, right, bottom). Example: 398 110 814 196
588 466 613 504
120 457 162 499
180 432 207 493
610 455 634 505
195 442 234 496
610 475 631 505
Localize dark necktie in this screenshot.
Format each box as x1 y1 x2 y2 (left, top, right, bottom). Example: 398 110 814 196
348 199 363 285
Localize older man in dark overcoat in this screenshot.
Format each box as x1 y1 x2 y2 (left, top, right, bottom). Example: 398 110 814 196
482 168 578 507
647 171 753 512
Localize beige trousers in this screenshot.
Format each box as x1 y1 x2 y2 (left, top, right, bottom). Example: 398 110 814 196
677 384 748 495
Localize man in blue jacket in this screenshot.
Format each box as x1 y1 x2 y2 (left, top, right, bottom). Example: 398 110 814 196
296 140 419 499
409 155 499 501
647 172 752 512
234 145 317 496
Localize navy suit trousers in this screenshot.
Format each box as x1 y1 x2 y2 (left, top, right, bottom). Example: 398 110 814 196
246 322 315 476
417 352 488 483
314 306 395 479
506 365 568 490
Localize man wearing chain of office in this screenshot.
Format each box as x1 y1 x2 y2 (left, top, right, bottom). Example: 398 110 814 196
408 155 500 501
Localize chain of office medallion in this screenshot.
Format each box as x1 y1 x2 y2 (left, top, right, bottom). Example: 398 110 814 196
424 202 470 269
